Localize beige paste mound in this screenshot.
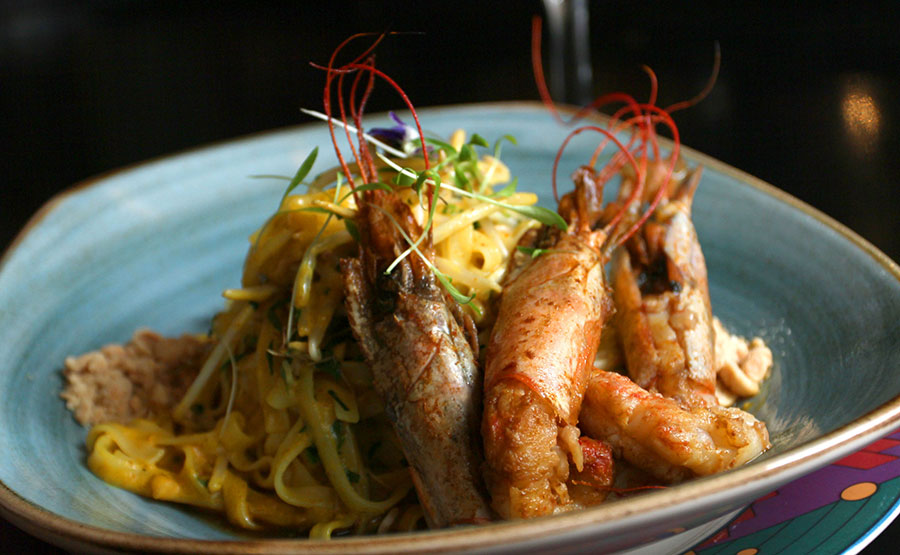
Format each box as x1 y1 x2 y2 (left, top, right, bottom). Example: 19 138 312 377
61 329 208 425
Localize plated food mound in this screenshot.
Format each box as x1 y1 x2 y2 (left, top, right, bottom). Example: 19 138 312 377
61 31 773 538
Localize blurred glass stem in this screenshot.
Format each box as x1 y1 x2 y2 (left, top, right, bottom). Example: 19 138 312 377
542 0 593 105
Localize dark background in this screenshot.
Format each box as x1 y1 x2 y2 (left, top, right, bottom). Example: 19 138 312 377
2 1 898 552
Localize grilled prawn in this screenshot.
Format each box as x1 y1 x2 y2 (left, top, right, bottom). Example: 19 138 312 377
581 166 770 481
482 165 617 518
342 189 492 527
324 39 492 527
580 370 769 483
612 165 718 408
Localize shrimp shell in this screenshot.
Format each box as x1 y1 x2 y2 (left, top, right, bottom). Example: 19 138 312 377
581 370 770 482
612 167 718 408
482 167 614 518
342 192 492 528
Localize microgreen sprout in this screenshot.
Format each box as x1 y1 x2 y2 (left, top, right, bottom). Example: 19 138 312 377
492 178 519 199
517 246 553 258
247 147 320 259
469 133 489 148
259 125 563 317
383 170 442 275
283 148 319 202
371 203 477 310
492 134 517 159
344 219 360 242
376 152 567 231
219 344 239 441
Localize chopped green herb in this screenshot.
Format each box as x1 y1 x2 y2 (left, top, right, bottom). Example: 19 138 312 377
267 300 286 332
328 390 349 411
367 441 382 461
342 218 358 241
315 358 342 380
304 446 321 465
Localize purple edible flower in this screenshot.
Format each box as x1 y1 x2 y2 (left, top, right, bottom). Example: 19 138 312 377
368 112 421 155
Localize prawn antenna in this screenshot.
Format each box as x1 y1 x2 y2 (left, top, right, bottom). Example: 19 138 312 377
612 105 681 248
642 65 659 107
664 41 721 114
532 16 644 134
552 124 643 234
319 32 387 190
315 33 437 254
316 34 432 189
531 15 563 124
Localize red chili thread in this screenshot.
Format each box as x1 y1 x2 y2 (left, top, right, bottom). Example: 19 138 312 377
321 32 386 190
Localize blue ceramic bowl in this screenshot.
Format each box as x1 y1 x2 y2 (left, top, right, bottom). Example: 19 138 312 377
1 103 899 553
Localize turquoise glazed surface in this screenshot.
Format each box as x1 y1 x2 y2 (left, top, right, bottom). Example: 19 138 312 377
1 103 899 553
